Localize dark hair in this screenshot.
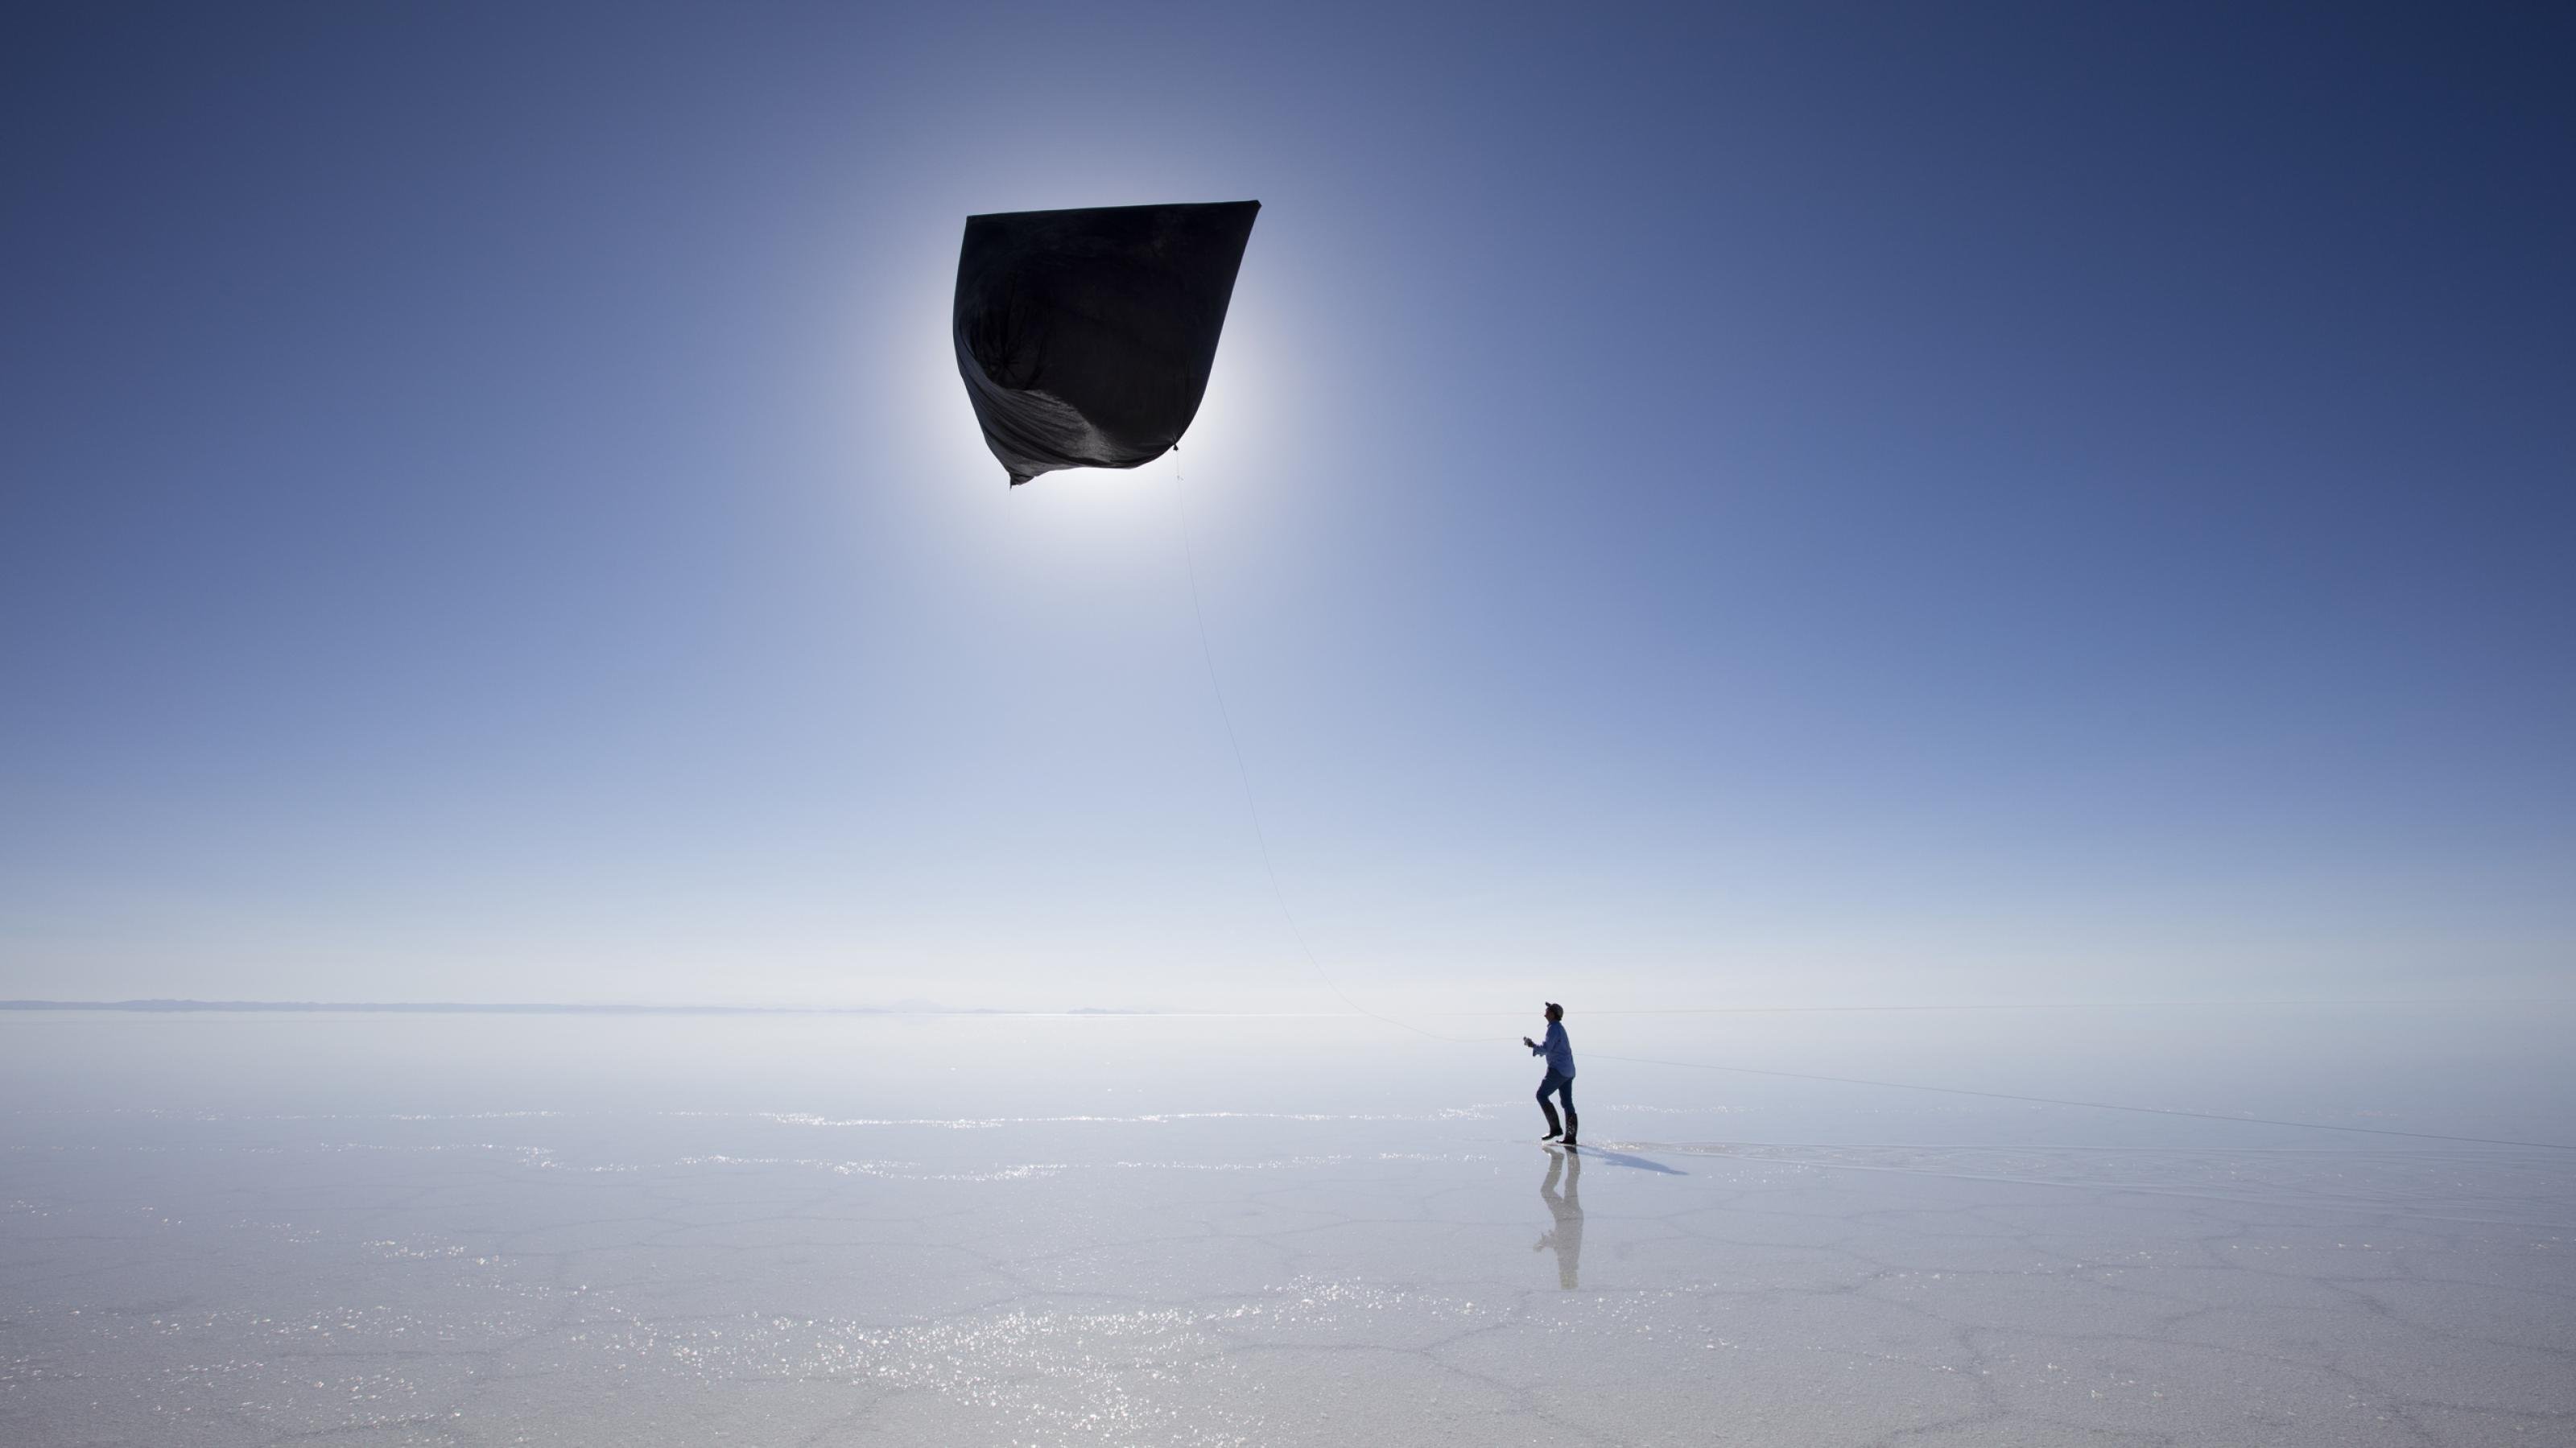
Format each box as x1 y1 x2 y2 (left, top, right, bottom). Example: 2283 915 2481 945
1544 1002 1563 1021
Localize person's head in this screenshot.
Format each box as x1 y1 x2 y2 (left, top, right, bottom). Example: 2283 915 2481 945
1543 1002 1563 1023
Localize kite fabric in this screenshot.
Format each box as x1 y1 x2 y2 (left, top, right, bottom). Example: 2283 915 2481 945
952 200 1260 486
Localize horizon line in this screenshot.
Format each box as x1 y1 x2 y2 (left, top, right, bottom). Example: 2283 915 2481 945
2 997 2566 1017
0 1000 1180 1016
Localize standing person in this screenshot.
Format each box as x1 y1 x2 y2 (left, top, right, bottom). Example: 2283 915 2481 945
1522 1002 1578 1147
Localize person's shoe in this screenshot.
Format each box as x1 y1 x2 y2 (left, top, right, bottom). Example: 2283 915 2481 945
1541 1131 1561 1141
1561 1137 1579 1149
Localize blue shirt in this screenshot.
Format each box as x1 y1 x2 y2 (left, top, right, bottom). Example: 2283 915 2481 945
1531 1021 1575 1078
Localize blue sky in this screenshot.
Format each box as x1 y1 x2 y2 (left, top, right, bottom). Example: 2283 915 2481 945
3 3 2568 1009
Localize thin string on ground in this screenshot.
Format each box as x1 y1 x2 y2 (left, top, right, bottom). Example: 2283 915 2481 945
1430 998 2574 1017
1584 1050 2576 1151
1169 463 1498 1046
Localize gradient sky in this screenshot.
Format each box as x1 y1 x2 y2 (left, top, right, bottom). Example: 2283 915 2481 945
3 3 2569 1010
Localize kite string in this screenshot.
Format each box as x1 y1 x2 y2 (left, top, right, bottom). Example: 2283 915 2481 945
1169 459 1500 1046
1159 465 2574 1150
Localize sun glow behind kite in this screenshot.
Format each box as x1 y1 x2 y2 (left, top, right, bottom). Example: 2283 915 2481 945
877 210 1286 576
950 202 1258 487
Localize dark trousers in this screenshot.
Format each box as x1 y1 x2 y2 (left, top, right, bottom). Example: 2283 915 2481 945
1537 1070 1578 1139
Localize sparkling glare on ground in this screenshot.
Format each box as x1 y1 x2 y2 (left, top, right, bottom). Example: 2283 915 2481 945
2 1008 2571 1446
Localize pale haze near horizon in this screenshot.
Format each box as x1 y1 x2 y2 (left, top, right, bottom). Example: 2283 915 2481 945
2 3 2570 1012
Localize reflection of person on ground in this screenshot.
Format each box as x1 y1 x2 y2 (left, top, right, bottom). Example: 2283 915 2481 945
1535 1147 1584 1289
1522 1001 1578 1147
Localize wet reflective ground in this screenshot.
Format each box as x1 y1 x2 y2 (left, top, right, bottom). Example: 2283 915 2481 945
3 1008 2570 1446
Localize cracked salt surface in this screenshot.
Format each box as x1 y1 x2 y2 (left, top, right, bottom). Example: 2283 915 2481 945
1 1006 2570 1445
